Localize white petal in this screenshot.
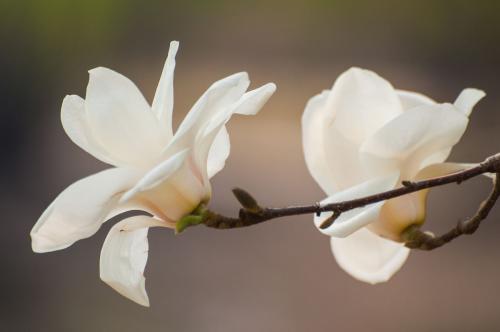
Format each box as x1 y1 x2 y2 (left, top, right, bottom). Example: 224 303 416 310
232 82 276 115
326 67 403 143
31 168 140 253
314 172 400 237
330 228 410 284
85 67 167 166
191 83 277 181
414 162 477 180
171 72 250 146
207 126 230 178
60 95 118 165
360 103 469 179
100 215 167 307
124 157 207 222
369 162 480 240
201 83 276 179
454 88 485 117
302 91 338 194
396 90 435 110
323 125 371 192
121 149 190 202
151 41 179 138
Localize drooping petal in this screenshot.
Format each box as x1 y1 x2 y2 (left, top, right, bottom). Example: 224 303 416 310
151 41 179 138
31 168 140 253
100 215 167 307
85 67 167 166
326 67 403 144
360 103 469 180
60 95 119 166
454 88 485 117
396 90 435 110
314 172 400 237
330 228 410 284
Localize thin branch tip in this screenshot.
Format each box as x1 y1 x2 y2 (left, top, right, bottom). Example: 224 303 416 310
202 154 500 251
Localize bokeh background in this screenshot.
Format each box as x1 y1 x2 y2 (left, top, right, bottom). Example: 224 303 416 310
2 0 500 331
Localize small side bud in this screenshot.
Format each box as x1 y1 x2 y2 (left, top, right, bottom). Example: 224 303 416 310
319 211 341 229
232 188 261 212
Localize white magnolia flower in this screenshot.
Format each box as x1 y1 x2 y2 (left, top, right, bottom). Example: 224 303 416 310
31 41 276 306
302 67 484 284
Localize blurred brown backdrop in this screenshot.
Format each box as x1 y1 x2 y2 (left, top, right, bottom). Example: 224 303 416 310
2 0 500 331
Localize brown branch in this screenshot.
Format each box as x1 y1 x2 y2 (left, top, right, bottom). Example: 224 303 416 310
199 153 500 250
403 171 500 250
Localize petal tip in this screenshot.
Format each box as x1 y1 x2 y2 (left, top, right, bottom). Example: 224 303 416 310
264 82 277 93
454 88 486 116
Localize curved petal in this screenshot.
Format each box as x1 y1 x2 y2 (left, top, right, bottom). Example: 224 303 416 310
326 67 403 144
85 67 167 167
60 95 119 166
207 126 230 178
454 88 485 117
123 157 206 222
121 149 190 203
302 90 337 194
31 168 140 253
232 82 277 116
360 103 469 179
201 83 276 180
314 172 400 237
370 162 481 241
151 41 179 138
100 215 167 307
396 90 435 110
168 72 250 151
330 228 410 284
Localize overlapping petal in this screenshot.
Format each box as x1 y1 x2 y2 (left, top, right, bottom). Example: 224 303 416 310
330 228 410 284
314 172 400 237
396 90 435 110
86 68 167 166
31 168 140 253
200 83 276 180
360 103 470 179
60 95 119 166
325 67 403 143
121 154 206 222
166 72 250 158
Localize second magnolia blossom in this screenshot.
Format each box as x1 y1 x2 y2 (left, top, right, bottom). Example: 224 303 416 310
30 41 276 306
302 67 485 284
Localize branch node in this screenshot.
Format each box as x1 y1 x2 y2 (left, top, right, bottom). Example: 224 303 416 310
401 180 415 187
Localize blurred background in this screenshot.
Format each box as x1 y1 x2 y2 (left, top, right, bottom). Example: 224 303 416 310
2 0 500 331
